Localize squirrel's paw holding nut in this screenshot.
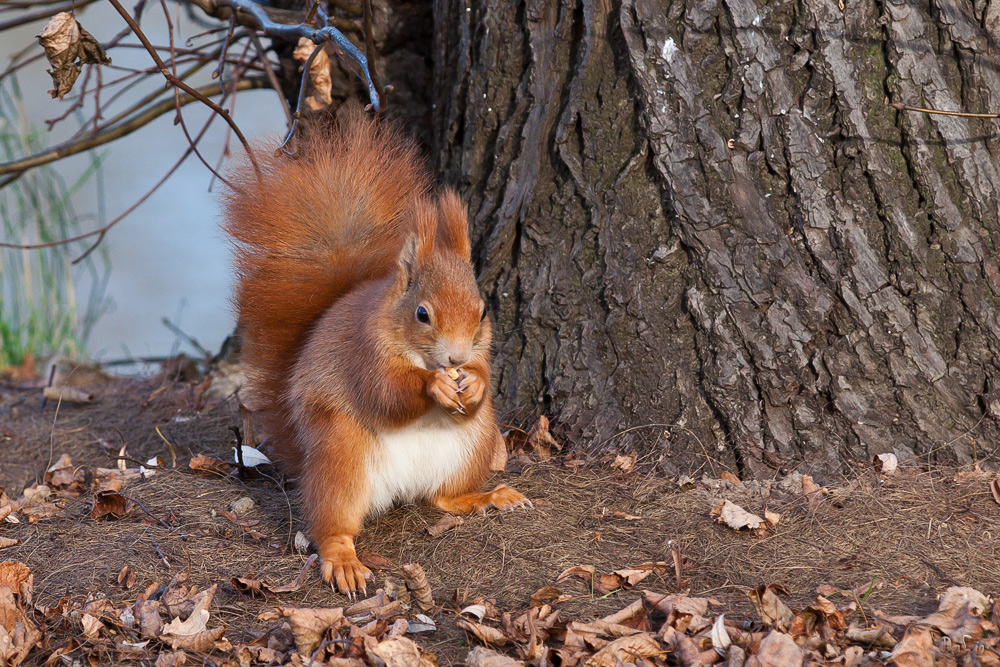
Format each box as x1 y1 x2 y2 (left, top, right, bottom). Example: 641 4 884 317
318 539 373 598
427 369 464 414
456 370 487 410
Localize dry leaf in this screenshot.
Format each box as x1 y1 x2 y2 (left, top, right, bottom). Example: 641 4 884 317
490 437 508 472
713 500 764 531
0 539 18 550
189 454 233 475
764 510 781 527
748 585 794 632
530 586 563 608
292 38 333 111
991 478 1000 505
427 514 464 538
38 12 111 99
466 646 522 667
584 632 662 667
801 475 826 507
612 453 637 473
720 471 741 484
457 618 508 647
162 584 217 640
368 636 437 667
887 624 935 667
90 489 129 520
42 385 95 404
920 586 988 643
401 563 434 612
525 416 561 461
745 631 803 667
278 606 345 656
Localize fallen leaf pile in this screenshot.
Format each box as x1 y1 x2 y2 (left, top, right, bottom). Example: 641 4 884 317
0 453 146 527
444 570 996 667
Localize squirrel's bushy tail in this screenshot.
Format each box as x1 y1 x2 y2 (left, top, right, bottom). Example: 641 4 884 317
222 109 430 472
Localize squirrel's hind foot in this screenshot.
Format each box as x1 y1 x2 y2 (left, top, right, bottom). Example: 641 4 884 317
432 484 533 515
318 534 373 597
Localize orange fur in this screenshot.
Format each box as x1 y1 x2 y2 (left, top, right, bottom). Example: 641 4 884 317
223 109 527 595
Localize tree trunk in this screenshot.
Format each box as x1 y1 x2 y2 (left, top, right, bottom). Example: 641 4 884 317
428 0 1000 474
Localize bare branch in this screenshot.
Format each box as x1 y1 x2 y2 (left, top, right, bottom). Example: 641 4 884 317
184 0 379 110
106 0 261 174
0 77 267 177
0 0 99 31
249 31 292 129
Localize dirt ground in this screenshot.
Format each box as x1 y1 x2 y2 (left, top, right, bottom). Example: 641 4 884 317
1 374 999 665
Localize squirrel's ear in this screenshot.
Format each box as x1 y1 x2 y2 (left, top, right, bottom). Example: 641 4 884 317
436 190 471 260
397 202 437 284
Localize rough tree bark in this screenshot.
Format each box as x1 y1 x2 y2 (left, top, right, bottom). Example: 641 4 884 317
425 0 1000 475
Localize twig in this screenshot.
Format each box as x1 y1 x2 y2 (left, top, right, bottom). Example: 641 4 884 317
106 0 261 175
0 77 265 183
0 77 265 253
161 317 212 357
215 16 237 95
277 42 324 154
361 0 382 110
0 0 100 31
249 31 292 128
887 99 1000 119
186 0 379 111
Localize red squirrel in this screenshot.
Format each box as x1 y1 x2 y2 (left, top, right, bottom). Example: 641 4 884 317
222 108 529 595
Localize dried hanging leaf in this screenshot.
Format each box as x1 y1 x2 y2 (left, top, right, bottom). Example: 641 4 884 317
427 514 463 538
401 563 434 612
457 618 508 647
37 13 111 99
713 500 764 531
525 416 561 461
292 38 333 111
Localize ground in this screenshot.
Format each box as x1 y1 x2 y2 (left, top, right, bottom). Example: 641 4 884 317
1 374 998 666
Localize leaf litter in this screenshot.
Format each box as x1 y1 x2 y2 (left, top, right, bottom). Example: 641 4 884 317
5 378 1000 665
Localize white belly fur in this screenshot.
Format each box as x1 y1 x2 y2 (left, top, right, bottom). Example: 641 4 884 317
366 410 477 514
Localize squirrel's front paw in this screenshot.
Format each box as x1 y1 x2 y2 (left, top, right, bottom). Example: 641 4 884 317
456 370 486 410
427 369 464 414
318 535 372 597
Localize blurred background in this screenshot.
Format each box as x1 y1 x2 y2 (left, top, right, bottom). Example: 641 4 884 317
1 2 286 371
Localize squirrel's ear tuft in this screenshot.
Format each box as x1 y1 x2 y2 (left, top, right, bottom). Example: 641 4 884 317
397 201 437 285
436 190 471 260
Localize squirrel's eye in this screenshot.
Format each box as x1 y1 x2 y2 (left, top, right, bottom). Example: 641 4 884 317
416 305 431 324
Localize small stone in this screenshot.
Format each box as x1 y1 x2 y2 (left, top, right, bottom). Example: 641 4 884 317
230 497 255 515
